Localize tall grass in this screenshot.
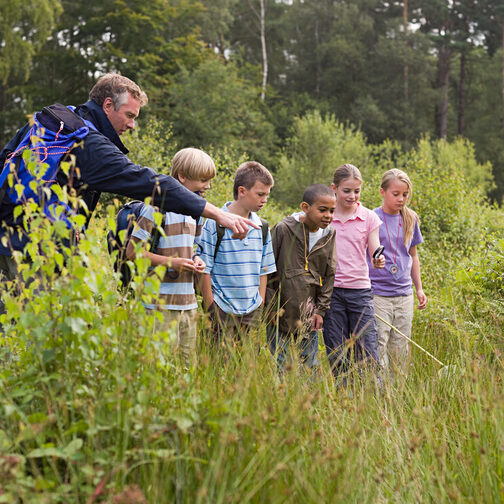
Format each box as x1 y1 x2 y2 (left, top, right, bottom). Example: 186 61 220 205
0 213 502 503
0 129 503 502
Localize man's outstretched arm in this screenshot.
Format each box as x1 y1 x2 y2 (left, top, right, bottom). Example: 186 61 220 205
75 132 258 237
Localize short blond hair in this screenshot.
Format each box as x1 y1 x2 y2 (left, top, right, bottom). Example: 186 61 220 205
171 148 216 181
89 73 148 109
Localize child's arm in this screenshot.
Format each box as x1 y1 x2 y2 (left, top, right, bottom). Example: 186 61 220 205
313 235 337 329
410 245 427 309
201 273 214 309
368 227 385 269
259 274 268 305
263 224 280 318
193 218 206 275
126 236 197 271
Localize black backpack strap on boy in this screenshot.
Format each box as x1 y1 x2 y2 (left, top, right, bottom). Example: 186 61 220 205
213 217 269 261
106 200 161 286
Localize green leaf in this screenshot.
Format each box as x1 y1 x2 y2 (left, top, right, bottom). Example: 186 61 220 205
14 184 25 200
63 438 83 458
27 446 63 458
65 317 87 334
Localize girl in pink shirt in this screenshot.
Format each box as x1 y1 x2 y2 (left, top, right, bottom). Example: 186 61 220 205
322 163 385 380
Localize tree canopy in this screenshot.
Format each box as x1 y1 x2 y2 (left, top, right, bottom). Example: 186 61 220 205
2 0 504 198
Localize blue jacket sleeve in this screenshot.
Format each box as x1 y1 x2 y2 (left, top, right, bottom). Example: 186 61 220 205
74 131 207 219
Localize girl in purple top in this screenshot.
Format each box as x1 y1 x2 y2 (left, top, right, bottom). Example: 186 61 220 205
323 163 385 381
368 169 427 375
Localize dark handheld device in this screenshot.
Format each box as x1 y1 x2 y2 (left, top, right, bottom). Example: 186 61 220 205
373 245 385 259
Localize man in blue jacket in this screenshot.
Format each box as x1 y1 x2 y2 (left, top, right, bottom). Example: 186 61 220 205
0 74 254 311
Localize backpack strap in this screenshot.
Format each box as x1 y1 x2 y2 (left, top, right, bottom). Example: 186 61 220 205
259 217 269 246
213 224 226 261
213 218 269 261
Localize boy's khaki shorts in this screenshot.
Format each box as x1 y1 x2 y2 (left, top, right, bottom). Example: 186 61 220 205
154 308 198 367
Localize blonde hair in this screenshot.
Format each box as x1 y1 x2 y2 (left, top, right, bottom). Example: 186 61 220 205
332 163 363 187
171 147 216 181
89 73 148 109
380 168 419 246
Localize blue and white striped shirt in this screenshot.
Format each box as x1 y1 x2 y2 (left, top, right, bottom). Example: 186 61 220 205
198 203 276 315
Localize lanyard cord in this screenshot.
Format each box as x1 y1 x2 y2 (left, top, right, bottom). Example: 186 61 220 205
383 210 401 265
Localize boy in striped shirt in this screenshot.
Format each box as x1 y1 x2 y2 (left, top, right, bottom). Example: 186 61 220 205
199 161 276 342
126 148 216 367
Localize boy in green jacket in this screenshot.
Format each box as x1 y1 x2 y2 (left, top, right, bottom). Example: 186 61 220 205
266 184 337 372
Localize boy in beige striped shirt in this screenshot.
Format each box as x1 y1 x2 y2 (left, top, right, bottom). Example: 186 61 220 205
127 148 216 366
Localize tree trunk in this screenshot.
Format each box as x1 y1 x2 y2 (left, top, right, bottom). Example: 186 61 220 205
315 18 321 98
502 21 504 129
260 0 268 101
435 46 451 139
403 0 408 103
458 49 466 136
403 0 409 141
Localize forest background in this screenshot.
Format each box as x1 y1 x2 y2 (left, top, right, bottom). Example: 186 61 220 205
3 0 504 201
1 0 504 502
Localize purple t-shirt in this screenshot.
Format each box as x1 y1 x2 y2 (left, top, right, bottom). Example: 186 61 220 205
368 207 423 296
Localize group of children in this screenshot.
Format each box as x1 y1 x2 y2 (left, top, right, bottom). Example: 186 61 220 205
125 147 427 379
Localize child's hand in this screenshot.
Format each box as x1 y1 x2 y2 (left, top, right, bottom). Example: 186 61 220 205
372 254 385 269
416 289 427 310
311 313 323 330
168 257 196 272
193 256 206 273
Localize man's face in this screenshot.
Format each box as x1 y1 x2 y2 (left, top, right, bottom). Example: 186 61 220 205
102 93 141 136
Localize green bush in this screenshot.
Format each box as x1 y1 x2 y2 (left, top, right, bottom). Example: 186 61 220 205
167 59 277 165
1 115 504 502
274 111 370 207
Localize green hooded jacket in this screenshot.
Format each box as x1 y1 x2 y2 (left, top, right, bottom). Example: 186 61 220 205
266 215 337 336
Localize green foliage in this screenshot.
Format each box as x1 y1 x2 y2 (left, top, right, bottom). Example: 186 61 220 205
5 0 504 200
405 137 500 254
0 133 504 501
123 119 178 174
202 148 291 226
275 111 369 207
167 59 277 164
0 0 61 85
275 114 500 261
456 233 504 298
0 0 62 139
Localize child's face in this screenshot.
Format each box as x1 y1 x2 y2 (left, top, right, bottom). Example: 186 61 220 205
238 181 271 212
331 177 362 209
302 195 336 231
179 176 212 197
380 179 409 214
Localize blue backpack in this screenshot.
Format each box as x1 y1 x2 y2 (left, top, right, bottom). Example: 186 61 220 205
0 104 95 228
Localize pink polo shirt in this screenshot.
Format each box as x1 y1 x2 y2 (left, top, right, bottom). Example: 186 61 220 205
332 203 382 289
